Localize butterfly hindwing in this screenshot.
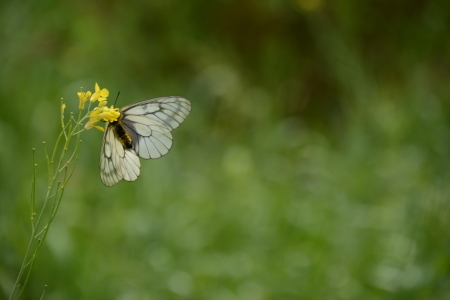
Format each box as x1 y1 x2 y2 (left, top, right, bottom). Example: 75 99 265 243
122 149 140 182
99 96 191 186
121 115 173 159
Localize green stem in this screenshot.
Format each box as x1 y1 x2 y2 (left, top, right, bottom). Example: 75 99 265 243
11 108 84 300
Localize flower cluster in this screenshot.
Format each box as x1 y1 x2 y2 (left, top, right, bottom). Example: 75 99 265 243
77 83 120 131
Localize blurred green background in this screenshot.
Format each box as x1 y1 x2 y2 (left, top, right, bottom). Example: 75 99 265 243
1 0 450 299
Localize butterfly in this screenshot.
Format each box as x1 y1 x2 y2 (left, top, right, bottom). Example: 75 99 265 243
100 96 191 186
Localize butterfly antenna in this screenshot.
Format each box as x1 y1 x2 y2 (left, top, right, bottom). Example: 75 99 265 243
113 92 120 107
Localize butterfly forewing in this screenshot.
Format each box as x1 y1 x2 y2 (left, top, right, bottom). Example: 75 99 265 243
100 125 129 186
99 96 191 186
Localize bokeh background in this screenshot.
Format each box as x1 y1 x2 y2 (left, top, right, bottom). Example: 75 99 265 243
1 0 450 299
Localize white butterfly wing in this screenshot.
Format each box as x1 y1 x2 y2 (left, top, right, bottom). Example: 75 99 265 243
121 115 173 159
99 96 191 186
121 96 191 159
121 96 191 131
100 124 141 187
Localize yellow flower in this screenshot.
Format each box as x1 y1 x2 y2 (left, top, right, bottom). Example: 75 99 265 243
90 83 109 102
77 90 92 110
61 104 66 109
85 101 120 130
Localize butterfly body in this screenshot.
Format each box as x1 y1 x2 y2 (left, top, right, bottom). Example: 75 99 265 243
111 121 133 149
100 96 191 186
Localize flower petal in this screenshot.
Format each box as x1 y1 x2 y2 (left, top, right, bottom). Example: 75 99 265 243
100 89 109 97
85 119 96 130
